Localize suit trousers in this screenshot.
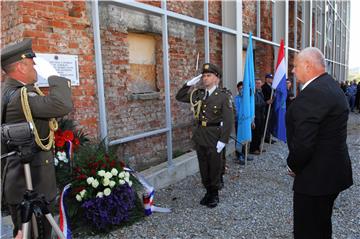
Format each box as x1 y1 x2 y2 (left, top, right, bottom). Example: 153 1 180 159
9 200 55 238
293 192 339 239
196 144 222 191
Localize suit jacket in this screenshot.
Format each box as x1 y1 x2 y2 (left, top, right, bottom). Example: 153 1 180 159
262 83 272 101
176 84 234 147
1 76 73 204
286 73 353 196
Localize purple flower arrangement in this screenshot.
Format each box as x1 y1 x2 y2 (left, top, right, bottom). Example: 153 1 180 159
66 142 143 233
81 183 136 230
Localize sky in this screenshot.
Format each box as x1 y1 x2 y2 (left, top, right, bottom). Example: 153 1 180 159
349 0 359 69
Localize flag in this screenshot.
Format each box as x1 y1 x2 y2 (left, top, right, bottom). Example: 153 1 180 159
236 32 255 144
59 184 72 238
271 39 287 142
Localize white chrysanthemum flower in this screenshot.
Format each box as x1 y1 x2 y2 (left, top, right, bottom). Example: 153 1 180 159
128 180 133 187
111 168 118 176
103 188 111 196
103 177 110 186
97 170 105 177
80 189 86 198
76 194 82 202
124 172 130 178
86 177 94 185
54 158 59 166
57 151 67 162
109 180 116 188
96 192 104 198
118 172 125 178
92 179 99 188
104 172 113 179
124 177 130 183
119 179 125 185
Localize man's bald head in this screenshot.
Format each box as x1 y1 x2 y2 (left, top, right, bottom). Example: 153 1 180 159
297 47 326 70
292 47 326 84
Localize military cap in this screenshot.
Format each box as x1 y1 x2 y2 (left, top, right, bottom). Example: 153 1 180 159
202 63 222 78
1 38 35 69
265 73 273 78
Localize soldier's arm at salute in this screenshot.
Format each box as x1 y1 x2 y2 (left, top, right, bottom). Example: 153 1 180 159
175 84 192 103
27 76 73 118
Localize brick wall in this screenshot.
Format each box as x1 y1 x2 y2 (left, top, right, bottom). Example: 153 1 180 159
1 1 283 171
1 1 99 138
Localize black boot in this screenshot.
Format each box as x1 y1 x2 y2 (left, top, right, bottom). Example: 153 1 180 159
200 189 211 206
206 190 219 208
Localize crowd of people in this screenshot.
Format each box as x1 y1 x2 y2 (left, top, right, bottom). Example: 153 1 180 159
340 80 360 112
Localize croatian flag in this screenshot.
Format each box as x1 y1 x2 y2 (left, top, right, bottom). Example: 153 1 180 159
59 184 72 238
271 39 287 142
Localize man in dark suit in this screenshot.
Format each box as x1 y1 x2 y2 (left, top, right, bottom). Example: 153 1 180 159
176 63 234 208
286 47 353 239
249 79 266 155
1 39 73 238
262 73 276 144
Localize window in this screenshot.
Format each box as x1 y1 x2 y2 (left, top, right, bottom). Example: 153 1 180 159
128 33 158 94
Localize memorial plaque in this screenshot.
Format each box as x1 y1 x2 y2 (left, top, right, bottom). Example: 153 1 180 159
36 53 80 87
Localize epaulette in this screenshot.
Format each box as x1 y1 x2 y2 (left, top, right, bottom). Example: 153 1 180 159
193 88 206 98
219 87 233 97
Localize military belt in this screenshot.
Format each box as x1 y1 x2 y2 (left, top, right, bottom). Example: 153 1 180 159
199 121 222 127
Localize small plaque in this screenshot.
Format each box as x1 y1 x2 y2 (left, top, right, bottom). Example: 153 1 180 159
36 53 80 87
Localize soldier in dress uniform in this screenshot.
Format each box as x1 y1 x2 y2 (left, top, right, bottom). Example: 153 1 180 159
176 63 234 208
1 39 73 238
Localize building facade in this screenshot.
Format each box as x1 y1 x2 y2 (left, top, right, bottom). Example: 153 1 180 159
1 0 351 170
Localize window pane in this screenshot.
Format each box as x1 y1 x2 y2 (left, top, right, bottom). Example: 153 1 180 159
261 1 273 42
168 18 205 155
253 41 275 80
208 0 236 30
242 1 257 35
288 1 296 49
99 5 166 139
167 1 204 20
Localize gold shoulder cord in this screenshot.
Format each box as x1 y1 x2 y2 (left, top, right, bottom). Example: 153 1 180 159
20 86 58 151
190 88 202 120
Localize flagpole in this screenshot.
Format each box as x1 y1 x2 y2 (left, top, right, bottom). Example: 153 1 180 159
260 89 274 154
244 142 248 166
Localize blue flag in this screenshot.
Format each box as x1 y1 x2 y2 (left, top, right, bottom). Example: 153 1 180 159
236 32 255 144
271 40 287 142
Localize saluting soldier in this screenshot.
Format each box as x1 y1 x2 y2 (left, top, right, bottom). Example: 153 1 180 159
176 63 234 208
1 39 73 238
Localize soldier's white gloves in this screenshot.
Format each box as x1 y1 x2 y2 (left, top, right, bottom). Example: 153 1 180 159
33 57 59 79
186 74 202 86
216 141 226 153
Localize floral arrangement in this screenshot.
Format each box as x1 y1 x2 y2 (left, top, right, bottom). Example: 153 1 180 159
54 118 88 188
64 142 144 234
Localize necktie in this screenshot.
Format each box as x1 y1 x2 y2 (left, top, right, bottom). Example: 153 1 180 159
204 91 209 100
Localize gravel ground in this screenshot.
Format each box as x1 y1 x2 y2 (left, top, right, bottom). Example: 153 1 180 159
80 113 359 238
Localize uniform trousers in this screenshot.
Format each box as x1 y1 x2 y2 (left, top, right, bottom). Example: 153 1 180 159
195 144 222 191
293 192 339 239
9 200 55 238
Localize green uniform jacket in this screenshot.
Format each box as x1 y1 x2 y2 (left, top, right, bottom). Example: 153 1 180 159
2 76 73 204
176 84 234 147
